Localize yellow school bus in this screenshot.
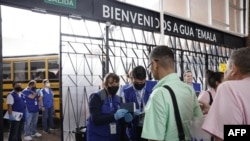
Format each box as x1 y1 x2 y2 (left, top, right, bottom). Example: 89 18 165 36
2 54 60 119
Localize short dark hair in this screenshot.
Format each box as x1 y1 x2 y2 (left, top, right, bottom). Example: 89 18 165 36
183 70 192 76
12 81 21 87
149 46 174 69
229 47 250 75
103 73 120 86
132 66 146 80
206 70 224 89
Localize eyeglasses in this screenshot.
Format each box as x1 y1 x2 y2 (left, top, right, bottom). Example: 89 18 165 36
147 59 159 68
147 62 153 69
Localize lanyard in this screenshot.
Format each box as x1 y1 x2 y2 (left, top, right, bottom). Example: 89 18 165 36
135 88 145 112
108 96 113 108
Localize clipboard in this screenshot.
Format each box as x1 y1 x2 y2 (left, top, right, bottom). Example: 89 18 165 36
120 102 136 113
3 111 23 121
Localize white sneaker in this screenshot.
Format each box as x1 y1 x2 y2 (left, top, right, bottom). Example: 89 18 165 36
49 128 57 131
31 132 42 137
43 130 49 134
24 136 32 141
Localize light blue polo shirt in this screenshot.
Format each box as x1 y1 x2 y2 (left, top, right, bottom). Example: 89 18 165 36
141 73 203 141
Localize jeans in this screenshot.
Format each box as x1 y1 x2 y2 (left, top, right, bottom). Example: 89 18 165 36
24 112 39 136
8 120 24 141
42 107 54 132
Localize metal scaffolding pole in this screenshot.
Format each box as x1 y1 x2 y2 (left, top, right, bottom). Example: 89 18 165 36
0 6 4 141
105 22 110 75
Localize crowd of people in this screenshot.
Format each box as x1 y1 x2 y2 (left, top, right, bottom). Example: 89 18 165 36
6 79 56 141
6 46 250 141
87 46 250 141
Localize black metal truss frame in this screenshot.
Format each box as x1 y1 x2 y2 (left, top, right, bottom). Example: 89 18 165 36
59 18 236 141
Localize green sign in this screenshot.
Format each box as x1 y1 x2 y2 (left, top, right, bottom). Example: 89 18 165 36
44 0 76 9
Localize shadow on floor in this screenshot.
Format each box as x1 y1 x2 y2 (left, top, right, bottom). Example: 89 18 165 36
4 129 61 141
3 118 62 141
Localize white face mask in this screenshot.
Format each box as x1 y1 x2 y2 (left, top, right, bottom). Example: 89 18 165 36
45 83 50 87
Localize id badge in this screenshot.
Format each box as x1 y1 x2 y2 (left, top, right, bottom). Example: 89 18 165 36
109 123 116 134
35 101 38 105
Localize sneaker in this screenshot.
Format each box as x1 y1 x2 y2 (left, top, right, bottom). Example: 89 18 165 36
49 128 57 131
43 130 49 134
24 136 32 141
31 132 42 137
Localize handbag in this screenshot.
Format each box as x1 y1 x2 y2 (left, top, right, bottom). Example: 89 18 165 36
163 85 186 141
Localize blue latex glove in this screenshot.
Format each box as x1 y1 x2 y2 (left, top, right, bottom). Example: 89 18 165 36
134 109 141 116
114 109 128 120
124 113 133 123
36 89 41 95
9 114 15 121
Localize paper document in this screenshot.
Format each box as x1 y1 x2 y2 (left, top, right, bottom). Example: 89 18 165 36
3 111 23 121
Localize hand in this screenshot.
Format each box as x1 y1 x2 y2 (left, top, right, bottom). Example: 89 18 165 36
124 113 133 123
134 109 141 116
199 101 210 114
114 109 128 120
9 114 16 121
36 89 41 95
41 107 45 112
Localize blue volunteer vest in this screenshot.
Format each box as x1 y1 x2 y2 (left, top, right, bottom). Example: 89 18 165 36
87 89 122 141
123 80 156 108
123 80 157 140
41 88 54 108
23 88 39 113
10 91 26 121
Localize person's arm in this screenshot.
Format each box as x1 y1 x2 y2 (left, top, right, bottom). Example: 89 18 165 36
198 91 210 105
6 94 16 121
199 101 210 114
6 94 14 114
7 104 13 115
27 90 38 99
38 93 44 111
89 94 116 125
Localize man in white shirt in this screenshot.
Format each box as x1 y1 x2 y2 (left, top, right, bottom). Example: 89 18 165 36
7 81 26 141
39 79 56 133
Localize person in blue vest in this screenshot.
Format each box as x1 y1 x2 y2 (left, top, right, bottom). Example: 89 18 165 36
39 79 55 133
87 73 133 141
183 70 201 96
123 65 157 141
23 80 41 141
6 81 26 141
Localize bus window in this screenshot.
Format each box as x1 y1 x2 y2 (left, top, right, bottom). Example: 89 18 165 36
31 60 45 80
3 62 11 80
48 59 59 79
14 62 28 81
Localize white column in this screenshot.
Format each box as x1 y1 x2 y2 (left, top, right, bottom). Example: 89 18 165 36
160 0 165 45
208 0 212 25
186 0 190 18
225 0 230 30
245 0 249 35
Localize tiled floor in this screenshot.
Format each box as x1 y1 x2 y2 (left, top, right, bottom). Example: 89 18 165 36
4 129 61 141
3 118 62 141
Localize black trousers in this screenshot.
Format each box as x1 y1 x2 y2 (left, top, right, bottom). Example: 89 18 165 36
8 120 24 141
136 126 147 141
